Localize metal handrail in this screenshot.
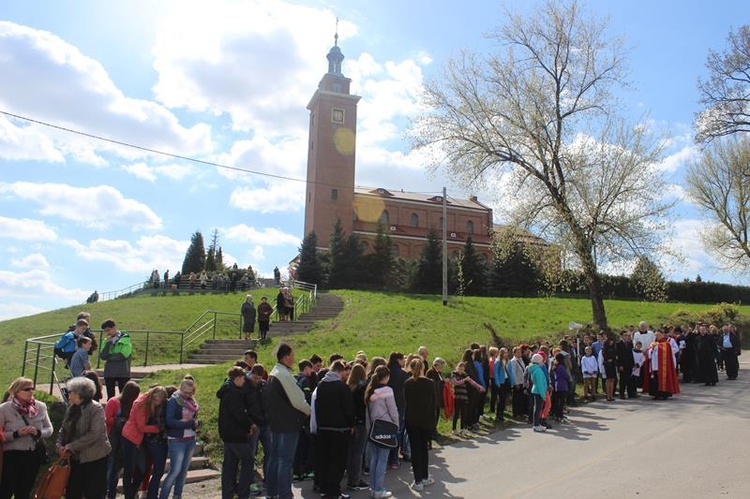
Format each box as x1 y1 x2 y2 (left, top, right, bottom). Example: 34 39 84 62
99 281 150 301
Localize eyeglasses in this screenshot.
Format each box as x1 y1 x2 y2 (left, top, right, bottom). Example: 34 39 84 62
20 387 34 392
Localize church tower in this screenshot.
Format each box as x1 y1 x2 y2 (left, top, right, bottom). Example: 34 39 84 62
304 33 360 249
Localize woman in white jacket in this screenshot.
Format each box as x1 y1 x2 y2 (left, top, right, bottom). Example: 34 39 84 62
366 365 399 499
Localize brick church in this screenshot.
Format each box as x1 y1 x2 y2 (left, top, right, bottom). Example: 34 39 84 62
303 37 501 262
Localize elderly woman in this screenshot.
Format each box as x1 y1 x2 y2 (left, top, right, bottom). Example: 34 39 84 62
0 377 53 499
57 376 112 499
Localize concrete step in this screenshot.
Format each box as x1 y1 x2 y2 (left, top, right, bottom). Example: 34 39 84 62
192 348 257 355
165 455 210 473
204 339 258 346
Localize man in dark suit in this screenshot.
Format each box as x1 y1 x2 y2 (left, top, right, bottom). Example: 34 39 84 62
720 324 742 380
616 330 637 399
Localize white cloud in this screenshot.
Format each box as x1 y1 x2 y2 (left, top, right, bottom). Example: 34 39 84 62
0 216 58 241
250 245 265 261
0 268 85 303
0 115 65 162
66 234 188 273
222 224 300 246
152 0 355 133
229 181 305 214
0 300 48 321
0 182 162 230
121 162 196 182
11 252 50 269
655 143 698 174
0 21 213 164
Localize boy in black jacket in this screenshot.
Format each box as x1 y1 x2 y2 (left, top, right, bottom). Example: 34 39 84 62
218 366 256 499
314 360 355 499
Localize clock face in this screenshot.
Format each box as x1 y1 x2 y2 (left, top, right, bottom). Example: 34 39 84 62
332 108 344 124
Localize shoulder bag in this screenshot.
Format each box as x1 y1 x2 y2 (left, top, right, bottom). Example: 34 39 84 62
33 450 71 499
368 416 398 448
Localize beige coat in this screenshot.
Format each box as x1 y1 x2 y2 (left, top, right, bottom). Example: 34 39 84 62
57 401 111 463
0 400 53 451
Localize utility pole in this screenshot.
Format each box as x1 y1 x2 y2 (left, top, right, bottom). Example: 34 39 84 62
442 187 448 306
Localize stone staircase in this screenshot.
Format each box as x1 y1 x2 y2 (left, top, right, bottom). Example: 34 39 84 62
116 445 221 492
186 293 344 364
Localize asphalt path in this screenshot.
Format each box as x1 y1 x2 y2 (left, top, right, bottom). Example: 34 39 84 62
186 355 749 499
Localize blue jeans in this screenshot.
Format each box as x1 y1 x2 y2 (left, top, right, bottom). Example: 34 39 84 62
146 438 168 499
388 408 405 465
222 441 254 499
266 431 299 499
347 424 367 485
369 444 390 493
159 438 196 499
247 424 271 483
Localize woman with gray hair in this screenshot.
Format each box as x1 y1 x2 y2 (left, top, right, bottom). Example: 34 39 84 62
57 376 112 499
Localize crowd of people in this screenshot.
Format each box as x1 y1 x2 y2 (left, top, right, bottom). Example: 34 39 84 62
0 314 742 499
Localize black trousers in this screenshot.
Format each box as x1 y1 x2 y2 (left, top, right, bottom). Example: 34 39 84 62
67 455 110 499
511 385 526 417
258 321 270 340
722 350 740 379
0 449 39 499
105 377 130 400
495 382 509 419
618 369 636 398
317 430 350 496
405 425 430 483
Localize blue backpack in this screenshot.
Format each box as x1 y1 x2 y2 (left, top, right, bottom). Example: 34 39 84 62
54 331 77 359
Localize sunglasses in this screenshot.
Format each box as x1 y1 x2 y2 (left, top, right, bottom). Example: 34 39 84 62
20 387 34 392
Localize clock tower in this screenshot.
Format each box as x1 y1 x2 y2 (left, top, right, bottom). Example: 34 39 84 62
304 34 361 249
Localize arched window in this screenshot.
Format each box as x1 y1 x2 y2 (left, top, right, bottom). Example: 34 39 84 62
381 210 389 225
390 245 400 257
360 241 369 252
467 220 474 235
411 213 419 227
439 217 444 230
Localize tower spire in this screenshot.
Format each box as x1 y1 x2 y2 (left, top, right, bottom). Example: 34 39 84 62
326 18 344 76
335 17 339 46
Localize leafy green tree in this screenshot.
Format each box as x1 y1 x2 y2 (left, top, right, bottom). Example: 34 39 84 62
181 231 206 275
413 229 443 293
297 231 325 285
205 245 216 272
216 246 225 271
631 256 668 302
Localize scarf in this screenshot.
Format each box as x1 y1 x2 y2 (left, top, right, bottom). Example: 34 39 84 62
173 390 199 415
12 396 38 418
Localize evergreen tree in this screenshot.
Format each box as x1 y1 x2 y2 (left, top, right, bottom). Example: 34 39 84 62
205 245 216 272
489 243 540 295
631 256 668 302
328 219 349 289
367 223 396 288
216 246 225 270
181 231 206 275
344 233 365 288
459 236 486 295
297 232 325 285
413 229 443 293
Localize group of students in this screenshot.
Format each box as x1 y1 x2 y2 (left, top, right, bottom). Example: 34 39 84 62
218 345 440 499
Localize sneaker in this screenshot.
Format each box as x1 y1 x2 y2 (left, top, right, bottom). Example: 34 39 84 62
421 476 435 487
533 425 547 432
387 462 400 470
411 481 424 492
349 481 369 491
452 429 458 435
249 483 263 496
372 491 392 499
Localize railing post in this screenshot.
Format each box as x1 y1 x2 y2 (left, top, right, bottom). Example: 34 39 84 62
96 330 105 370
144 331 150 367
180 332 184 365
22 341 28 377
33 344 41 391
213 312 218 339
49 356 56 396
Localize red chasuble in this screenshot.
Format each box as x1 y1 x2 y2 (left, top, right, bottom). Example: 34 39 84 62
654 339 680 394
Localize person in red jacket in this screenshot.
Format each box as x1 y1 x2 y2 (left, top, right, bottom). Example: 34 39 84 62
121 386 168 499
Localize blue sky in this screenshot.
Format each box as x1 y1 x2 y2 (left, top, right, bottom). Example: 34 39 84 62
0 0 747 320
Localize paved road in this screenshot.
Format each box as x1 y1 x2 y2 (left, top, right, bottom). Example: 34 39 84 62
185 356 749 499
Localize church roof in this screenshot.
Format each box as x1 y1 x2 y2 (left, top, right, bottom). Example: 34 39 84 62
354 187 491 211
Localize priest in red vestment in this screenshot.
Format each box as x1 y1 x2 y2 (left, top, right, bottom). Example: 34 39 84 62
647 330 680 399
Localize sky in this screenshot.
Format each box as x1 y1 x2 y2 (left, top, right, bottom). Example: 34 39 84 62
0 0 748 321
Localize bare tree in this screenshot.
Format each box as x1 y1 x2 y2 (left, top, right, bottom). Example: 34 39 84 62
410 0 671 328
685 136 750 271
696 25 750 144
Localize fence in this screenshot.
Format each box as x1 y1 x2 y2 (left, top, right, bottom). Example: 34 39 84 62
22 310 242 395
